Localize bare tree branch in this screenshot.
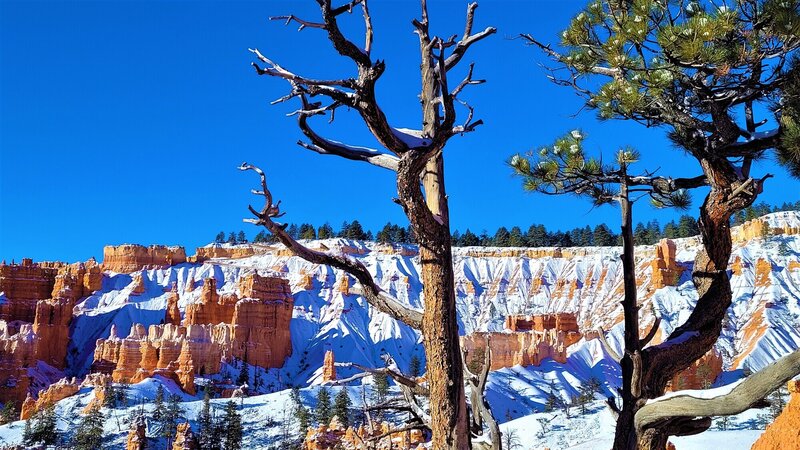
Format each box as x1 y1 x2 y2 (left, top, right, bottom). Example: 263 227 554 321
640 317 662 348
239 163 422 328
635 348 800 432
596 328 622 363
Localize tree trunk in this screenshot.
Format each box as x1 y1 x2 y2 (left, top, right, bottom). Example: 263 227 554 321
418 154 471 450
635 156 751 445
612 180 647 450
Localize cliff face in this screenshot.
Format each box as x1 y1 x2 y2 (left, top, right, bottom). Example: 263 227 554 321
666 349 723 391
751 380 800 450
650 239 684 289
0 259 58 323
462 313 582 370
190 245 265 263
102 244 187 273
92 273 293 391
32 298 73 368
322 350 336 381
19 377 79 420
304 417 424 450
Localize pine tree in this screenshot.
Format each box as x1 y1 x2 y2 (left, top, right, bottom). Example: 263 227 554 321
298 223 317 240
677 215 699 238
23 404 58 447
227 231 237 244
315 387 332 425
237 357 250 387
332 388 352 428
152 384 166 422
508 226 526 247
317 223 334 239
237 230 247 244
493 227 511 247
215 232 226 244
592 224 615 246
222 401 243 450
290 387 310 432
372 371 389 405
0 401 16 425
73 404 104 450
197 391 218 450
162 394 184 445
253 230 267 243
460 229 480 246
409 354 422 378
286 224 299 239
778 240 792 256
526 224 548 247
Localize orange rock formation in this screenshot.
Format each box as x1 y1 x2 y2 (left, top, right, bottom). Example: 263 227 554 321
19 377 80 420
173 422 199 449
304 416 425 450
102 244 187 273
126 415 147 450
166 286 181 326
93 273 293 391
651 239 683 289
0 259 58 323
189 245 264 263
667 349 723 391
751 380 800 450
462 313 582 370
322 350 336 381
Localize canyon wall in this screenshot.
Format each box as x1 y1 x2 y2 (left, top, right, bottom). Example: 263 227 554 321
92 273 293 391
0 259 58 323
190 245 265 263
304 416 424 450
102 244 186 273
462 313 582 370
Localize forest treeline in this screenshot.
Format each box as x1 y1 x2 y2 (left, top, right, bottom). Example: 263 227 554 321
215 201 799 248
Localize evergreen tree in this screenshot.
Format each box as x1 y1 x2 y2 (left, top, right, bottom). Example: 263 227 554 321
508 226 526 247
778 240 792 256
299 223 317 240
409 354 422 378
450 230 462 246
227 232 237 244
493 227 511 247
237 357 250 387
633 222 649 245
286 224 299 239
372 372 389 404
479 230 492 246
332 388 352 428
315 387 332 425
677 215 700 238
162 394 184 445
73 404 104 450
290 387 310 432
460 229 480 246
646 220 662 244
317 223 334 239
337 221 350 238
592 224 615 246
663 221 679 239
526 224 548 247
0 401 16 425
152 384 166 422
253 230 267 243
215 232 226 244
221 401 243 450
23 404 58 447
237 230 247 244
197 391 218 450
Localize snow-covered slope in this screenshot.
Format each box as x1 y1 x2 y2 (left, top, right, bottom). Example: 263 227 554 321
3 212 798 449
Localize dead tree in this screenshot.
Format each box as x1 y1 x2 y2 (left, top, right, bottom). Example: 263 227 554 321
243 2 494 448
522 1 800 448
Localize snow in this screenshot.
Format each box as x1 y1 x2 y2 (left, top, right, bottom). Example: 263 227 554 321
3 212 800 447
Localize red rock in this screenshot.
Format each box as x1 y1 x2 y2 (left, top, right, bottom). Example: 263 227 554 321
173 422 199 449
19 377 79 420
166 286 181 326
126 415 147 450
189 245 264 263
463 313 582 370
651 239 683 289
32 298 73 368
0 259 58 323
102 244 186 273
322 350 336 381
751 381 800 450
666 349 723 391
304 418 424 450
755 258 773 287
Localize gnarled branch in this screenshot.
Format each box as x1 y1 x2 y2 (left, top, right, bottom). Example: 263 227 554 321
240 163 422 328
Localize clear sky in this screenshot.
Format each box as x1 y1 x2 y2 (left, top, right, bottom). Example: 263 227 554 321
1 0 798 263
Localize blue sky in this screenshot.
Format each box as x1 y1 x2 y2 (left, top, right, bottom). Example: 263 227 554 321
1 0 798 263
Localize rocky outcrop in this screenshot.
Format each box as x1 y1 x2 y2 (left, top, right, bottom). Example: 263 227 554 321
32 298 73 368
51 259 102 304
732 216 800 244
93 273 292 390
126 415 147 450
304 416 424 450
173 422 199 449
189 245 265 263
166 286 181 326
0 259 58 323
462 313 582 370
322 350 336 381
19 377 79 420
102 244 187 273
751 380 800 450
754 258 773 287
651 239 683 289
666 349 723 391
82 373 113 413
